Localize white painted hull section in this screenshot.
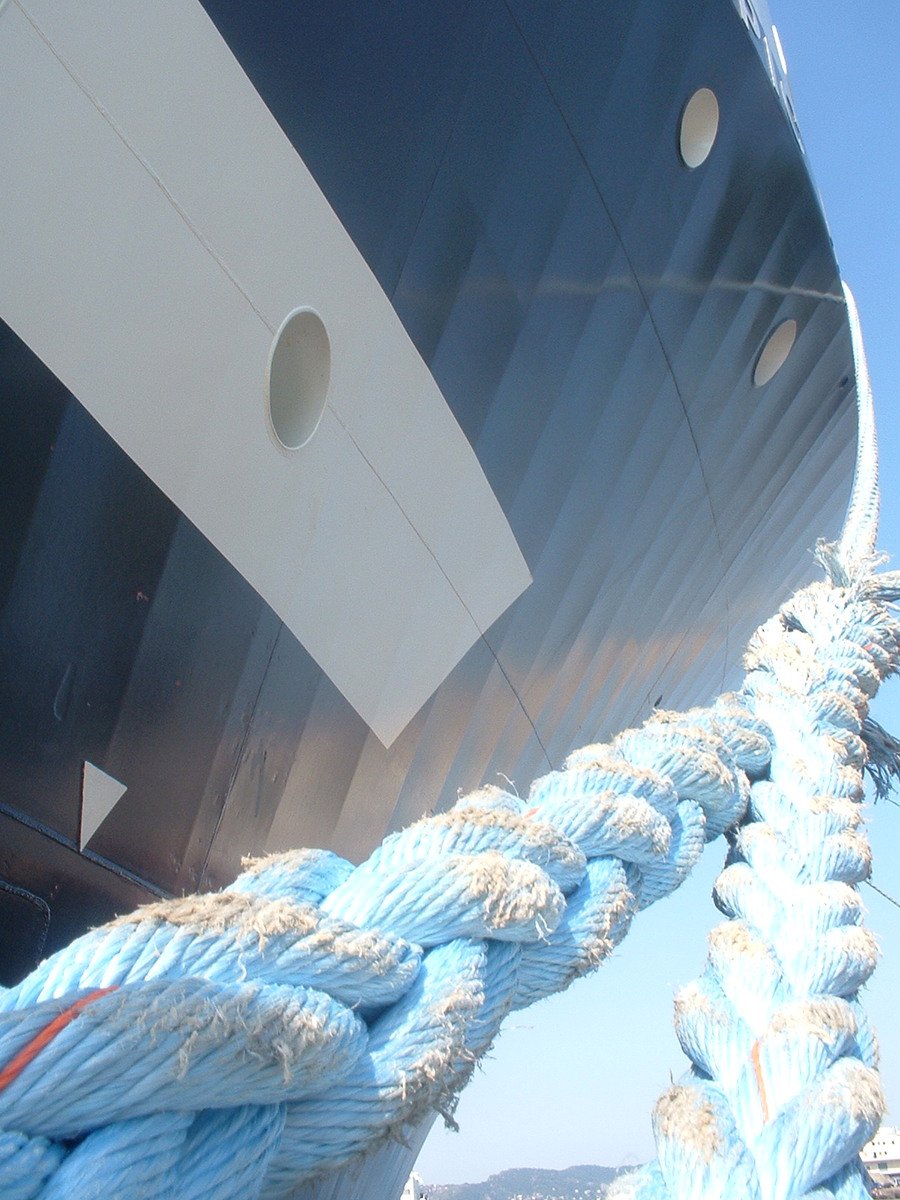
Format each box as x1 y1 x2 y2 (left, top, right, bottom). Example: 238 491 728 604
0 0 531 746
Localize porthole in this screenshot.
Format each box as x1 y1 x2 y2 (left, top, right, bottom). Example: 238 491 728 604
679 88 719 168
266 308 331 451
753 318 797 387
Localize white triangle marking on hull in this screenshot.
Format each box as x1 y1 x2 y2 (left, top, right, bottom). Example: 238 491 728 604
80 762 127 852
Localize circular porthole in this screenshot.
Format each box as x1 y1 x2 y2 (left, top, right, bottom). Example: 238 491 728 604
266 308 331 451
679 87 719 168
753 318 797 387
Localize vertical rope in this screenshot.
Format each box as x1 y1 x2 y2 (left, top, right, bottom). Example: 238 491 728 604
820 282 880 585
612 283 897 1200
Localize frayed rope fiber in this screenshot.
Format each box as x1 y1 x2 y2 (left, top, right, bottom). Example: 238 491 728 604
0 284 896 1200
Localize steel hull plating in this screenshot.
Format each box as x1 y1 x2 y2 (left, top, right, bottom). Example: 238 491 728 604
0 2 855 1191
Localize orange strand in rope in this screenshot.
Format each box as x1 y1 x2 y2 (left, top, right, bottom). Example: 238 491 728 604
751 1040 769 1124
0 987 118 1093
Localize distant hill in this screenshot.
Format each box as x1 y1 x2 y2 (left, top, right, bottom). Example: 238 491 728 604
425 1163 629 1200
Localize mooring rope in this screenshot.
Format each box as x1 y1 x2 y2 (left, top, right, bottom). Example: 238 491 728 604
835 283 880 577
608 285 899 1199
0 696 767 1199
0 287 895 1199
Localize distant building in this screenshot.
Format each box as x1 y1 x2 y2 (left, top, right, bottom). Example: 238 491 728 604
862 1127 900 1197
401 1173 427 1200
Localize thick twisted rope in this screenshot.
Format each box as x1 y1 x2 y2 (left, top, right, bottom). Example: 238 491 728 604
610 573 900 1200
1 587 892 1200
1 292 895 1200
609 285 899 1200
0 692 766 1199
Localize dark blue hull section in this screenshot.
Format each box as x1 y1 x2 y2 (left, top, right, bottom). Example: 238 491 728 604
0 0 855 985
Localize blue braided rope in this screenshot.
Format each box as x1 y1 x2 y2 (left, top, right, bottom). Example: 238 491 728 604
0 693 768 1197
0 285 894 1200
610 282 895 1200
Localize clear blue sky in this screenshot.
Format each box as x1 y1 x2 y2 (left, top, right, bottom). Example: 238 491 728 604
417 1 900 1185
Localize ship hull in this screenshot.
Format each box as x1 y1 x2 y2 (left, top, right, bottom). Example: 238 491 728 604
0 1 856 1192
